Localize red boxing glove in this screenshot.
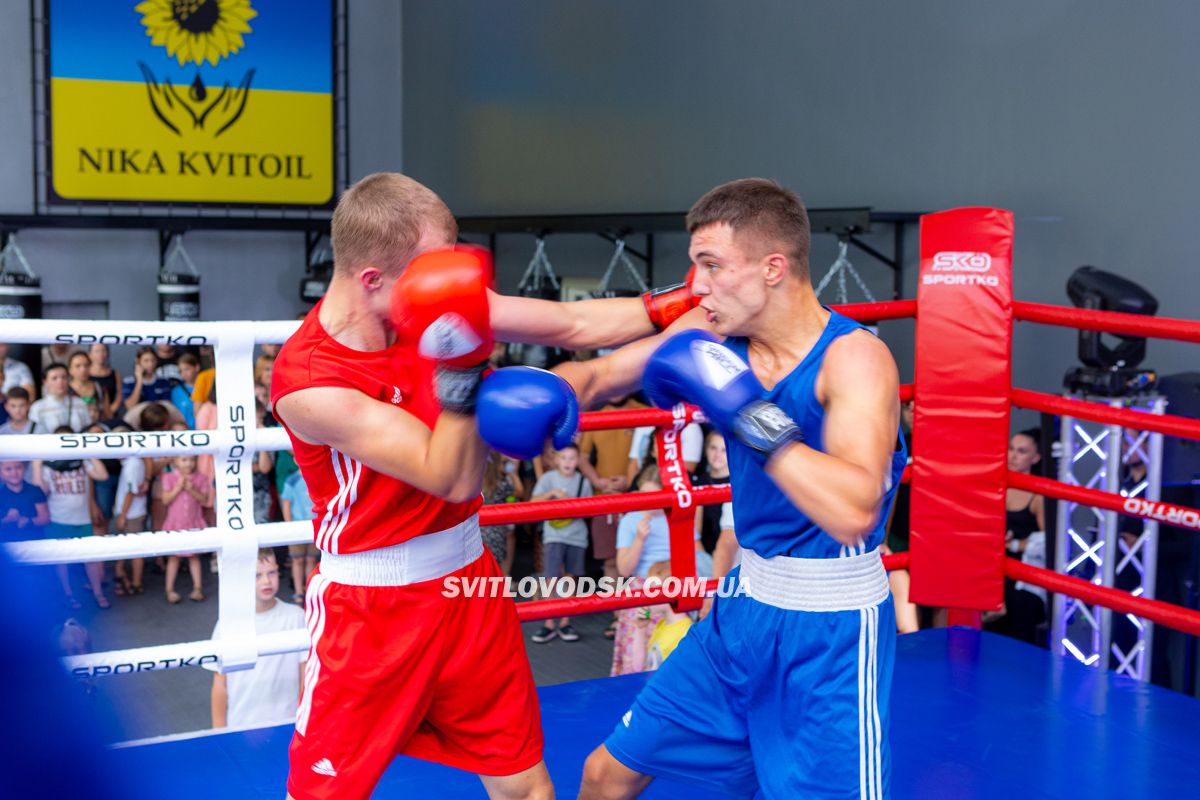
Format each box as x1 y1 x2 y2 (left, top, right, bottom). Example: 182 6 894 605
390 248 495 414
642 264 700 331
453 243 495 290
390 248 494 368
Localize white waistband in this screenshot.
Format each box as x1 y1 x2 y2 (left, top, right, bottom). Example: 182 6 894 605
739 547 890 611
318 515 483 587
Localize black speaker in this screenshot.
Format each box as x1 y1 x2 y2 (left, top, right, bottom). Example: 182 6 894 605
1159 372 1200 486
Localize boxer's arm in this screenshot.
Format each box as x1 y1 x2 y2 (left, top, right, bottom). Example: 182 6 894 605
552 306 711 409
275 387 487 503
765 332 900 545
489 291 654 350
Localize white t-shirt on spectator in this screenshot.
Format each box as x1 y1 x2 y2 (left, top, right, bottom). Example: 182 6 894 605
29 394 91 433
41 464 92 526
206 599 306 729
115 457 148 520
628 423 703 466
2 358 33 392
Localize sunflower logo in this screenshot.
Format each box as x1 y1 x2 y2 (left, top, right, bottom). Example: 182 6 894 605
134 0 258 136
135 0 257 66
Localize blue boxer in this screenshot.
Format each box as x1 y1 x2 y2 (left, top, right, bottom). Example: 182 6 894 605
606 310 906 799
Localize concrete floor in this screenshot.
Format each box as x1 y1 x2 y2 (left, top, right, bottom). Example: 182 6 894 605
70 544 617 742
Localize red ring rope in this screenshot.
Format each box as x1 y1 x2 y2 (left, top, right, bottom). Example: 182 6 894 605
1005 559 1200 637
1011 388 1200 442
1013 301 1200 344
830 299 918 322
1007 471 1200 533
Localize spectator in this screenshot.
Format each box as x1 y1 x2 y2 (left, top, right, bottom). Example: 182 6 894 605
644 560 694 671
87 344 122 421
122 347 173 407
712 501 740 580
258 342 281 359
111 431 149 597
30 364 91 433
611 467 711 675
161 455 211 604
170 353 201 428
254 356 276 424
67 352 108 419
0 459 47 543
480 451 523 576
983 428 1047 645
252 402 275 524
626 419 703 488
883 400 918 634
616 466 711 579
280 469 317 602
34 428 110 609
85 421 121 539
207 549 305 730
691 430 731 556
134 403 174 534
154 344 182 384
529 443 592 644
40 343 83 375
578 394 644 638
0 343 36 399
1 387 35 435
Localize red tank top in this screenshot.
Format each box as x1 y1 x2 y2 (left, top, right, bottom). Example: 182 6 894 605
271 302 481 554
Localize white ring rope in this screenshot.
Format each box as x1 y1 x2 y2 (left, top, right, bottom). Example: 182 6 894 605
2 317 304 677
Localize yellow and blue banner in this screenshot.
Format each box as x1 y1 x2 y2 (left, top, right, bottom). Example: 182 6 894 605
47 0 335 206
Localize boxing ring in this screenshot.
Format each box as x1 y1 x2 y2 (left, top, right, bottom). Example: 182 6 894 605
5 207 1200 798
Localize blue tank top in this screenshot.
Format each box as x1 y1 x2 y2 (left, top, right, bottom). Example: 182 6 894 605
725 310 907 559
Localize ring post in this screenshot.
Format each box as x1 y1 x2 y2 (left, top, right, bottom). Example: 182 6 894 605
909 208 1015 613
211 323 260 673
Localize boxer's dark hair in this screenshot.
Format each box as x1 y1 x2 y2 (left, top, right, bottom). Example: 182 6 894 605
686 178 811 278
332 172 458 277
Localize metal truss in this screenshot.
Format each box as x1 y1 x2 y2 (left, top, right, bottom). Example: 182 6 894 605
1052 394 1164 680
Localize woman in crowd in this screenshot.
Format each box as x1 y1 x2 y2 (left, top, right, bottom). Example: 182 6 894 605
983 428 1047 644
87 344 122 420
480 451 524 576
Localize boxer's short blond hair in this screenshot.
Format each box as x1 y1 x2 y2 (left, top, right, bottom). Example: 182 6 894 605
331 172 458 276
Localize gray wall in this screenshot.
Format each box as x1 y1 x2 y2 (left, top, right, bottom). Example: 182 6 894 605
0 1 405 368
403 0 1200 413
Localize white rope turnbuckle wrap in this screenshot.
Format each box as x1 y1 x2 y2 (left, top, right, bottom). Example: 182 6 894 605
1 318 310 679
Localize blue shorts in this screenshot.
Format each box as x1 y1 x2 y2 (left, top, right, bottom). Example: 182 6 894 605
605 567 896 799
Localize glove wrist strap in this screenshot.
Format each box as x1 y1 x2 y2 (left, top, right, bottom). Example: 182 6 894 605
436 362 489 415
733 400 804 463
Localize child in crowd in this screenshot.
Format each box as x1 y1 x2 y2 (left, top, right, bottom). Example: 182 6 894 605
0 459 47 543
530 443 592 644
170 353 201 428
30 363 91 433
208 549 306 730
0 387 35 435
161 455 212 604
252 401 275 525
112 432 149 595
36 427 110 609
122 347 173 406
279 469 317 602
643 560 695 670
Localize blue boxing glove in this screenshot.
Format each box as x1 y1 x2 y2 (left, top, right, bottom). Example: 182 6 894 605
477 366 580 460
643 329 803 463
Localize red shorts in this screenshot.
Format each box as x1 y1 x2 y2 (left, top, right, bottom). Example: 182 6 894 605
286 551 543 800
